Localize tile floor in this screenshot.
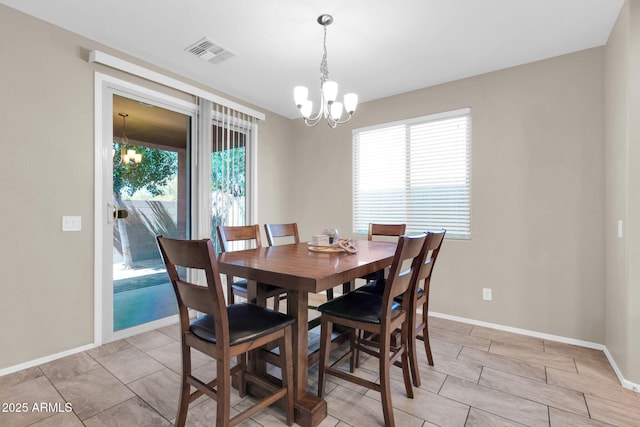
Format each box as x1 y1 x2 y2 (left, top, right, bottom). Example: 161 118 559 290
1 316 639 426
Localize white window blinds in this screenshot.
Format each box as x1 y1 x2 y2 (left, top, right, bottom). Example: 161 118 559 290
353 108 471 239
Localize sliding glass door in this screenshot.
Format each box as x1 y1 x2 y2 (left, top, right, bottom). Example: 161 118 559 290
97 77 257 343
112 95 191 331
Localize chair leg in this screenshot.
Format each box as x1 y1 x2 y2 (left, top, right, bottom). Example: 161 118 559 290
175 344 191 427
281 327 295 426
317 316 333 398
408 310 421 388
272 294 280 311
354 329 362 368
422 305 434 366
216 354 232 427
401 322 415 397
349 328 356 373
379 334 395 427
237 354 247 397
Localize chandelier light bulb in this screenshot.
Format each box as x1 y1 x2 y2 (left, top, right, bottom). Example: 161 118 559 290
294 86 309 106
322 81 338 103
300 100 313 118
330 101 344 121
344 93 358 114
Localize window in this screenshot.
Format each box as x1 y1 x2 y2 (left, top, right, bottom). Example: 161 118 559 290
353 108 471 239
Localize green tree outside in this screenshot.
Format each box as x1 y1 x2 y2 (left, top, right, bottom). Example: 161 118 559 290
114 143 178 267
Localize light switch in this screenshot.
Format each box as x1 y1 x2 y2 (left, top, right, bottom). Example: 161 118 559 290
62 216 82 232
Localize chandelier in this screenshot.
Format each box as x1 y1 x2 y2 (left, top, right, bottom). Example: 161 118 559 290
115 113 141 167
293 14 358 128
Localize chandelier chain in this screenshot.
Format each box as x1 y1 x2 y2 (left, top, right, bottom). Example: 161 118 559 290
320 24 329 85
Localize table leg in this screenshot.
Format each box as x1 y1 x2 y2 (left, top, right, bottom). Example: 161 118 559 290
342 279 355 295
246 281 268 376
287 290 327 427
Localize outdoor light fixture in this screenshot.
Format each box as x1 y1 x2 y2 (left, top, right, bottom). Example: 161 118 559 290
114 113 141 167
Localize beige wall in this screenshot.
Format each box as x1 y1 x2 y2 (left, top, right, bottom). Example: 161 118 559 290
0 5 292 370
605 0 640 384
292 48 606 343
629 0 640 385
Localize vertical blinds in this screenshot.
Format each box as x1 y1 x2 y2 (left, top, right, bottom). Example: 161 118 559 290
211 104 256 251
353 108 471 239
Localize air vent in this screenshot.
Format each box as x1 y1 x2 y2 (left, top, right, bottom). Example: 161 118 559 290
185 37 234 65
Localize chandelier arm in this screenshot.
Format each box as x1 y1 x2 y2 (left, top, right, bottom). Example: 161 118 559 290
303 114 323 127
330 112 355 125
304 104 325 122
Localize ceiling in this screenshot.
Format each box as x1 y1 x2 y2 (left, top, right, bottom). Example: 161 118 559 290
1 0 624 119
112 95 189 149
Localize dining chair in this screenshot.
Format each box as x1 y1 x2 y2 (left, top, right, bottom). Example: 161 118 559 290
264 223 300 246
357 230 446 387
217 224 288 311
316 233 427 427
156 236 295 427
359 223 407 283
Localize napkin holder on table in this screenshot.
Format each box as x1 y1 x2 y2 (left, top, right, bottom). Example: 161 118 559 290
312 234 330 246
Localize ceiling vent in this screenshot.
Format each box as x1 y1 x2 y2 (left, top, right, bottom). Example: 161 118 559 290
185 38 234 65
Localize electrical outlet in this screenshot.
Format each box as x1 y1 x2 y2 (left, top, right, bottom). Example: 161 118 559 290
482 288 492 301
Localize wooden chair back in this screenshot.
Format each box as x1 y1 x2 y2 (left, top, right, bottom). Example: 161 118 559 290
381 233 427 322
217 224 262 252
415 230 446 295
156 236 228 346
368 223 406 240
264 223 300 246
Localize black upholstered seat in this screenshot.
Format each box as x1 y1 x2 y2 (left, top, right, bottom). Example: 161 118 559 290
316 291 401 324
190 304 294 346
358 278 425 301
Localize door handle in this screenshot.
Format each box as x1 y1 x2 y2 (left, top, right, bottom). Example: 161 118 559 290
107 202 129 223
115 209 129 220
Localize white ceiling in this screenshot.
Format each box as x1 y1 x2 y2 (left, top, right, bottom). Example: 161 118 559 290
0 0 624 119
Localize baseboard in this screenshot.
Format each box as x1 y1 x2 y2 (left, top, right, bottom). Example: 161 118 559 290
602 346 640 393
429 311 640 393
0 342 98 378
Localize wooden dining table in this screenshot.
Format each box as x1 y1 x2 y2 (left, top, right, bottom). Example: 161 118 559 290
217 239 396 427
